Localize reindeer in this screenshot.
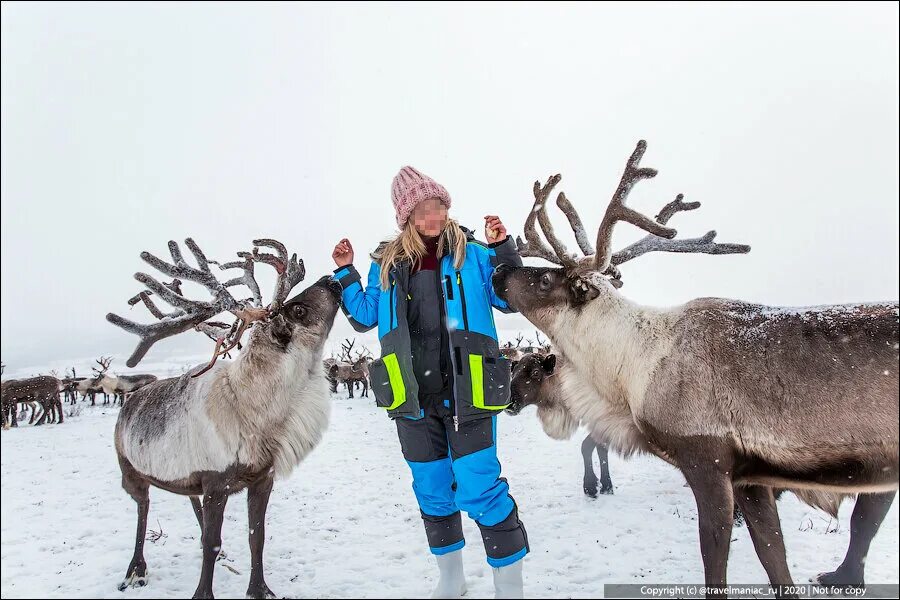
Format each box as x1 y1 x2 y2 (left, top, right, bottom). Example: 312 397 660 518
74 357 113 405
60 368 84 405
328 339 371 398
98 372 159 406
106 237 342 599
500 333 526 367
492 141 898 595
508 352 614 496
1 375 63 427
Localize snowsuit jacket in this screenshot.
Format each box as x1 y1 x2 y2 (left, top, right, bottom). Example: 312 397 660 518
333 228 523 423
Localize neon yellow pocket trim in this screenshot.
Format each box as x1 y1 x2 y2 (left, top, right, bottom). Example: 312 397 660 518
382 353 406 411
470 354 508 411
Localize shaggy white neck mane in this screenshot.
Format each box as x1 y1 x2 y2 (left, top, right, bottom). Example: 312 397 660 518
219 335 331 478
544 288 679 456
554 289 677 408
119 330 331 483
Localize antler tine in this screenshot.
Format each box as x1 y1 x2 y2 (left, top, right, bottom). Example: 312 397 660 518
251 239 306 310
223 254 264 308
607 193 750 274
612 231 751 267
555 192 595 256
128 291 170 320
654 194 701 226
594 141 678 272
108 307 222 368
140 239 239 310
516 175 567 266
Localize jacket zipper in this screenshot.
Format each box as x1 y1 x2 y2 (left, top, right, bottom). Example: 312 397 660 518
439 260 461 431
389 278 395 330
457 272 469 331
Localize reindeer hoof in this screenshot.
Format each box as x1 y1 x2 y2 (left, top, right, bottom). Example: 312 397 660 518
118 560 147 591
816 569 864 589
245 583 277 599
599 485 614 495
117 574 147 591
583 483 598 498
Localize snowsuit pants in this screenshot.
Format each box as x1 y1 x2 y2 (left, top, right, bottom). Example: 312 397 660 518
396 391 529 567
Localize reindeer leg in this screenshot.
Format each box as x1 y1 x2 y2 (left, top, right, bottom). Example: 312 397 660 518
580 435 599 497
193 488 228 599
595 442 614 494
33 400 48 426
681 456 734 598
246 474 276 599
190 496 204 533
733 485 796 596
55 395 64 424
118 468 150 591
818 491 897 588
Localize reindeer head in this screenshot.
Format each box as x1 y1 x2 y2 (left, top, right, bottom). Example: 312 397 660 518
493 140 750 334
108 238 342 376
257 275 343 353
507 352 557 415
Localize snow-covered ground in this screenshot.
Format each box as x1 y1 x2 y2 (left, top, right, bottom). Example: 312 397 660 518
1 381 898 598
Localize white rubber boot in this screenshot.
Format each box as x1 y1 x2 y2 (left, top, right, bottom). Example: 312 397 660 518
431 549 467 599
492 560 524 599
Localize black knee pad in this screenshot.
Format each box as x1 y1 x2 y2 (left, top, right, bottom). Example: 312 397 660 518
476 504 529 563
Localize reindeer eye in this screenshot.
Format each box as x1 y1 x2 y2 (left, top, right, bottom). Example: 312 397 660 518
292 304 307 320
531 369 542 379
539 273 552 290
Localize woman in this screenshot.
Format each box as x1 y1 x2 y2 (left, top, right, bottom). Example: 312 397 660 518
331 166 527 599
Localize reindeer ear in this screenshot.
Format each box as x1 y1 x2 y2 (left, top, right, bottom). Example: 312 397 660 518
542 354 557 374
569 276 601 306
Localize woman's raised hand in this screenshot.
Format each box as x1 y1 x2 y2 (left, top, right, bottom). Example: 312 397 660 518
332 238 354 268
484 215 508 243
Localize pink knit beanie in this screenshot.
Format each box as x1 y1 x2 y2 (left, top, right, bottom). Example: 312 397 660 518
391 166 452 228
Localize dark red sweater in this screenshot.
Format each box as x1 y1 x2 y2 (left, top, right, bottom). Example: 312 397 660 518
411 235 440 274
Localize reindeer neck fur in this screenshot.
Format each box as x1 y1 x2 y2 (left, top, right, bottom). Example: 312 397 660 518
545 351 657 459
209 327 330 478
551 285 679 418
117 326 330 483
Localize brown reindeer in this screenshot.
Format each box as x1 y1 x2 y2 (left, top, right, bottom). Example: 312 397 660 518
492 140 898 596
1 375 63 427
107 238 341 599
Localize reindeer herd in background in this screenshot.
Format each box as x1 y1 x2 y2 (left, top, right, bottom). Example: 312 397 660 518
1 357 159 428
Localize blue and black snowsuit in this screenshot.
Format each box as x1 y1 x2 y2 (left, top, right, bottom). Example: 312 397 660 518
333 227 529 567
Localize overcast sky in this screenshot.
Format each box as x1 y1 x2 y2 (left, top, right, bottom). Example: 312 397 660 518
2 2 898 375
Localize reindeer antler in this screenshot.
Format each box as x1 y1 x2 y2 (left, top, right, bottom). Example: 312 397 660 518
248 239 306 311
92 356 113 376
517 141 750 285
108 238 302 375
593 140 678 272
339 339 356 362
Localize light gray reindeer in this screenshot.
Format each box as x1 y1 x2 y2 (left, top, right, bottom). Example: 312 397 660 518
107 238 342 599
75 357 113 405
492 141 898 595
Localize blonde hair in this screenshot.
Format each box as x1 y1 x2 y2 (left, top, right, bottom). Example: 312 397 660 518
372 219 467 290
